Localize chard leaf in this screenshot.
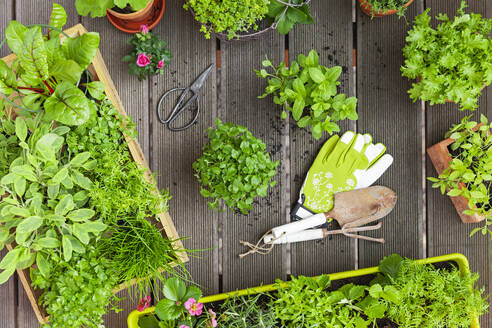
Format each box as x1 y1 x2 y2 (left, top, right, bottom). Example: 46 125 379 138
62 32 100 69
44 82 90 126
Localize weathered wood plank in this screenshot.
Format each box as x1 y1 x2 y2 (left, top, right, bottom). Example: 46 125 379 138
425 1 491 326
150 1 219 296
220 32 285 290
356 2 424 266
289 0 355 277
80 8 150 328
0 3 17 327
13 2 79 326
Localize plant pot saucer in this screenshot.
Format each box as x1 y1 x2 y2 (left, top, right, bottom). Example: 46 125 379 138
106 0 165 33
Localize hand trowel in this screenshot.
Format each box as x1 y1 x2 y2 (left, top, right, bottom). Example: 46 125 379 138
264 186 397 244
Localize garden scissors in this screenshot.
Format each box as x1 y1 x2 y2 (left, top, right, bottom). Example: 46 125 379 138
157 64 214 131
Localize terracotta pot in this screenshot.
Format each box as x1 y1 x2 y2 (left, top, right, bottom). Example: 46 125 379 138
107 0 154 22
106 0 165 34
426 127 486 224
359 0 415 17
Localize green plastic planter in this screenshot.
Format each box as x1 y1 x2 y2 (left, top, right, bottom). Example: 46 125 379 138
127 253 480 328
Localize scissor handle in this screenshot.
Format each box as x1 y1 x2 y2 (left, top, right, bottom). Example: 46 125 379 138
157 87 188 124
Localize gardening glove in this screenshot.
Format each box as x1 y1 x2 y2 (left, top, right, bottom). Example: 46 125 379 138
291 131 393 220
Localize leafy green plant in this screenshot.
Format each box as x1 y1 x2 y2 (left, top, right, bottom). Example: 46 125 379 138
31 245 121 328
271 275 391 327
375 254 489 328
0 4 100 126
75 0 151 18
257 50 358 139
122 25 172 81
266 0 313 35
401 1 492 111
361 0 411 18
218 293 278 328
428 115 492 237
183 0 270 39
0 117 107 284
193 119 279 214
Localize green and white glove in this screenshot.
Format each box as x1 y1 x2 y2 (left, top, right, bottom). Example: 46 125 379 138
292 131 393 220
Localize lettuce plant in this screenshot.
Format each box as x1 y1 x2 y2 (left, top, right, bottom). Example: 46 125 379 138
428 115 492 237
75 0 151 18
193 119 279 214
257 49 358 139
401 1 492 111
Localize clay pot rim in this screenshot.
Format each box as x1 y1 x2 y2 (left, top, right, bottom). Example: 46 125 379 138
107 0 154 20
359 0 415 17
106 0 165 34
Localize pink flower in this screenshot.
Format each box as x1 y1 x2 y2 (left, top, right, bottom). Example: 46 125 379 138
184 298 203 316
179 326 190 328
136 53 151 67
140 24 149 34
208 309 217 327
136 295 151 312
158 60 164 69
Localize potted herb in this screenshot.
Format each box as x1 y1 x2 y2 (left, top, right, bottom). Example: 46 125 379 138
256 49 358 139
401 1 492 111
359 0 415 18
75 0 165 33
193 119 279 214
128 253 488 328
427 115 492 233
122 25 171 81
183 0 313 40
0 4 188 325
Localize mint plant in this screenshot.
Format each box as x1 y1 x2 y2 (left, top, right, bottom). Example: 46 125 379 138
122 25 172 81
193 119 279 214
75 0 151 18
266 0 313 35
428 115 492 237
401 1 492 111
257 49 358 139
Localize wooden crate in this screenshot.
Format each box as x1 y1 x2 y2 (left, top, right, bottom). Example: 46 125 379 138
1 24 189 324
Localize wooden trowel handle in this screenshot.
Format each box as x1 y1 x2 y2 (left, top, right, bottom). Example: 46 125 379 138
329 186 397 228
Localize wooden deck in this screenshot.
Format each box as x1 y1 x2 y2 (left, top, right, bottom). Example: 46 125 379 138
0 0 490 327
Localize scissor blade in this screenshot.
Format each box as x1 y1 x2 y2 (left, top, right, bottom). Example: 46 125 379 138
190 64 214 92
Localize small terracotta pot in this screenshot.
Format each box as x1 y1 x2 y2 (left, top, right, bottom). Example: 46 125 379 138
106 0 165 34
426 127 486 224
107 0 154 22
359 0 415 17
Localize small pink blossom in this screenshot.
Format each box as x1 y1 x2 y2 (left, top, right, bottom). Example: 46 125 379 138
136 295 151 312
179 325 190 328
136 53 151 67
140 24 149 34
158 60 164 69
208 309 217 327
184 298 203 316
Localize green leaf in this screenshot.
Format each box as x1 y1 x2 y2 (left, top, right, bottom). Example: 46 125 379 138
379 254 403 280
292 98 305 121
4 21 28 58
62 235 73 261
55 194 74 216
44 82 90 126
66 235 85 254
0 59 17 96
14 176 26 197
292 78 306 97
37 237 60 248
17 216 43 234
276 17 295 35
49 3 67 30
67 209 95 222
286 7 307 23
72 223 90 244
15 117 27 142
70 152 91 167
155 298 182 321
50 59 83 85
0 247 21 270
0 266 15 284
52 167 69 184
35 133 64 162
84 81 106 100
71 171 93 190
184 285 203 302
447 189 462 197
62 32 100 69
309 67 325 83
163 277 187 301
75 0 114 17
306 50 320 66
36 252 50 277
80 221 107 233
